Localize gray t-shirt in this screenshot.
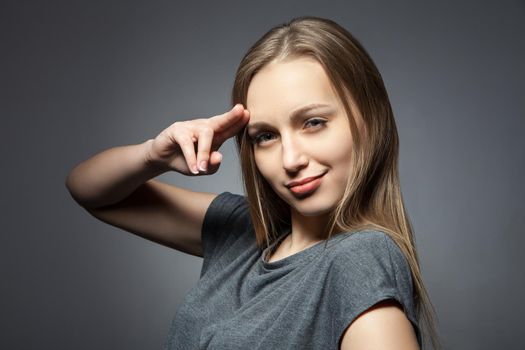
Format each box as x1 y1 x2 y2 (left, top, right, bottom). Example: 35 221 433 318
164 191 422 349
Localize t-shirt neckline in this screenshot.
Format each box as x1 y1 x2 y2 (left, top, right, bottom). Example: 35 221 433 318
259 229 349 271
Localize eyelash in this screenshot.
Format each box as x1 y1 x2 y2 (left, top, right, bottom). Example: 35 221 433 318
250 118 327 145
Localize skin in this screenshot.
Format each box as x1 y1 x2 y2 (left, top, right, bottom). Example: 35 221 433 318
246 57 420 349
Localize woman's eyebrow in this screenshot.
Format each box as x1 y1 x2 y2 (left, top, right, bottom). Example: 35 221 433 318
247 103 334 131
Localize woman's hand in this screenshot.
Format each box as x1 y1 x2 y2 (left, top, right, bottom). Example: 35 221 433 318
145 104 250 176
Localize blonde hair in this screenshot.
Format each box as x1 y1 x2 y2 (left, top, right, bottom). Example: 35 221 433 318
231 16 441 349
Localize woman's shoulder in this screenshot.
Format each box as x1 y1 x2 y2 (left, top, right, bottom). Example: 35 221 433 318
209 191 248 208
332 230 395 251
329 230 408 269
203 191 249 221
327 229 414 296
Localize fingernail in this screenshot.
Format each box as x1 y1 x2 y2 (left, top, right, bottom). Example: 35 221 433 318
191 164 199 174
199 160 207 171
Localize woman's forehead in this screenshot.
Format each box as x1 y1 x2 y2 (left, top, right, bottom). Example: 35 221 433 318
246 57 341 121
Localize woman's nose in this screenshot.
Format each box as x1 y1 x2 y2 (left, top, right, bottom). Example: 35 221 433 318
281 135 308 172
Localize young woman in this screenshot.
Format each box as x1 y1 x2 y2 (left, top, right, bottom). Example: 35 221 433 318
66 16 440 350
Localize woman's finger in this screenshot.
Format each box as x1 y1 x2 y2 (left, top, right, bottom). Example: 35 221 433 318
173 130 199 174
209 104 247 137
195 126 214 172
206 151 223 174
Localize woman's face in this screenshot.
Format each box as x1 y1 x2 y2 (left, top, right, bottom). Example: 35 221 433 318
246 56 361 217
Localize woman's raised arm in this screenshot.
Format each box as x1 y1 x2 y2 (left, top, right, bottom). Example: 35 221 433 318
65 104 249 256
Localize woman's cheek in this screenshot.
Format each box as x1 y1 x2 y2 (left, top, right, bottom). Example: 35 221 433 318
254 153 276 184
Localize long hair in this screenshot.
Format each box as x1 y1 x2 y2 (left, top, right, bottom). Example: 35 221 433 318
231 16 441 349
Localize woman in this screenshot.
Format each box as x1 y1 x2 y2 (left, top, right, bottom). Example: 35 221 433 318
66 16 440 349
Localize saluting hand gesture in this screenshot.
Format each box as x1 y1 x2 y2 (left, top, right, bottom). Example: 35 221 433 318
145 104 250 176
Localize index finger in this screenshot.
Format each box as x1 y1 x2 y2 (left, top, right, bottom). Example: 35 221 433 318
209 104 248 135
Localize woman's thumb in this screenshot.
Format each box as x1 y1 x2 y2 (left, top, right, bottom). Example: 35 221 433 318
213 151 223 162
206 151 223 174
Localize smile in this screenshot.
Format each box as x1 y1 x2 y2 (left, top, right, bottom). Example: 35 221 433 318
288 172 326 195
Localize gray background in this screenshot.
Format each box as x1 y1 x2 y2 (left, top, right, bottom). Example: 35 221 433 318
2 0 524 349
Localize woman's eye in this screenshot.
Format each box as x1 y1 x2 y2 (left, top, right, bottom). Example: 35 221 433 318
252 132 274 145
251 119 326 146
304 118 326 128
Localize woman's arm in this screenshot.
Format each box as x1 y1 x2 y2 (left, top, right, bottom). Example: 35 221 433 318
65 139 164 209
65 104 250 256
65 139 217 256
339 299 420 350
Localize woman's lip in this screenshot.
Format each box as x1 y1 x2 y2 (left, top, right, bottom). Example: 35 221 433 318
288 173 325 195
286 172 326 188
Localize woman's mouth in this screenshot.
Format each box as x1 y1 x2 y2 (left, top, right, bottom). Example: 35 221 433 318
288 173 325 195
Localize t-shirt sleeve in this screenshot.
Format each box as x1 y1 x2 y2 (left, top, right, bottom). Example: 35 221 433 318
330 231 422 347
199 191 250 279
